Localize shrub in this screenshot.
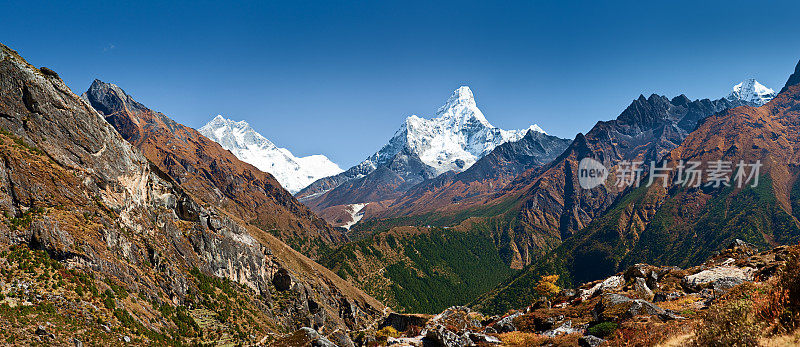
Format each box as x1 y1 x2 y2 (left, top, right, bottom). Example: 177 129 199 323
376 326 400 340
695 299 763 346
587 321 618 338
534 275 561 298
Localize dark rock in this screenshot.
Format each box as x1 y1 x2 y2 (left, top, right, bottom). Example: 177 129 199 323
272 269 292 291
653 292 684 303
534 315 565 331
35 325 48 336
379 312 430 332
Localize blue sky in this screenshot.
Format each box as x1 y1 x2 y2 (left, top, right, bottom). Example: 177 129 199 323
3 0 800 167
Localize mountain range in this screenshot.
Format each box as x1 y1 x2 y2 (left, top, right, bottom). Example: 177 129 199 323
3 36 800 346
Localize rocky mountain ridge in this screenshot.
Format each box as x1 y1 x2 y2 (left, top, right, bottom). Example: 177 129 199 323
0 42 383 345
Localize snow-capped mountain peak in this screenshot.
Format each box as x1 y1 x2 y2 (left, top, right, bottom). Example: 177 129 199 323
199 115 342 193
726 79 776 106
436 86 491 129
362 86 547 176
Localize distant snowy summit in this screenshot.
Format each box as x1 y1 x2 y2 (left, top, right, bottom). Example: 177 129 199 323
364 86 546 176
726 78 776 106
199 115 343 193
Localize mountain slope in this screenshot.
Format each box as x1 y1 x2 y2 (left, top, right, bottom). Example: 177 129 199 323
475 64 800 314
82 80 343 257
0 43 383 344
199 115 342 194
298 86 544 227
368 128 573 220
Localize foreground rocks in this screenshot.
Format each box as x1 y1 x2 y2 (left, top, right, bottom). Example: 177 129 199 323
269 238 787 346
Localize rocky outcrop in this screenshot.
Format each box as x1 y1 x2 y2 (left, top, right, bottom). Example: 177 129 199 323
82 79 343 257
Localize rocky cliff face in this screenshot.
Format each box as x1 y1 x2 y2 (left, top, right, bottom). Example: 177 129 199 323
81 80 343 257
0 43 382 345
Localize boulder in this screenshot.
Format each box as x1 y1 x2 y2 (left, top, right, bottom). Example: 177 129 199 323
494 312 522 333
595 294 667 321
380 312 430 332
426 306 482 332
423 324 474 347
682 266 754 292
579 276 624 300
467 332 501 344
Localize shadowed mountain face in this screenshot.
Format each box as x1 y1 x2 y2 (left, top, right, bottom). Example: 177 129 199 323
0 43 382 344
503 94 752 241
475 61 800 314
82 80 343 257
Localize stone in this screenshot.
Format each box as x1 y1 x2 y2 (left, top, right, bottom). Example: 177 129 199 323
596 294 667 321
467 332 501 344
579 275 624 300
494 312 522 333
380 312 430 332
653 292 684 302
682 266 754 292
423 324 474 347
579 335 606 347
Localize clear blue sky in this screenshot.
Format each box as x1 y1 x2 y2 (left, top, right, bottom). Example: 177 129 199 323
3 0 800 167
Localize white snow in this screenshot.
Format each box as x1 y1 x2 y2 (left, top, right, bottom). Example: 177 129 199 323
340 203 368 230
356 86 546 176
726 79 776 106
198 115 343 193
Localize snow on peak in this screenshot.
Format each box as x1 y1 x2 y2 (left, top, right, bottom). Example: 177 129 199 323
199 115 343 193
363 86 547 175
726 79 776 106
